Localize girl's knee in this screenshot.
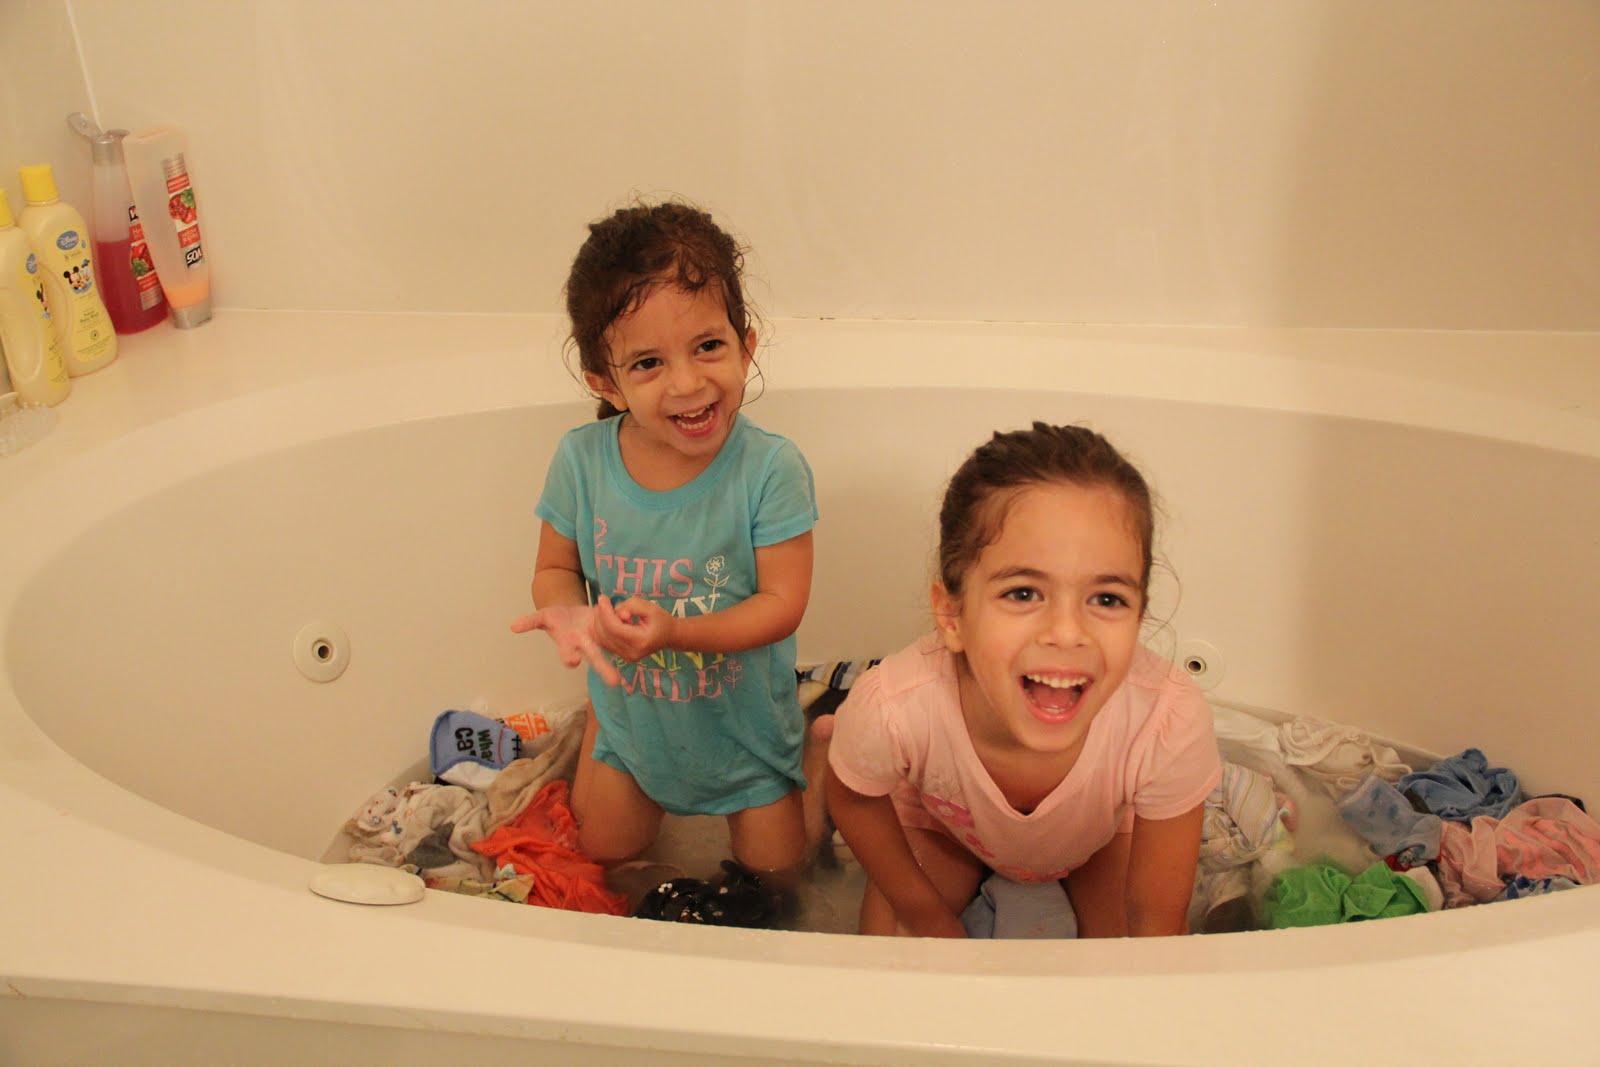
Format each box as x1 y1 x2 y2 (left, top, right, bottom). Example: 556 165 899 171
577 818 652 867
573 764 663 866
728 790 808 883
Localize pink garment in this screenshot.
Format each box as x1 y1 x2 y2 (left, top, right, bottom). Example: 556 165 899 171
1437 796 1600 907
829 633 1222 882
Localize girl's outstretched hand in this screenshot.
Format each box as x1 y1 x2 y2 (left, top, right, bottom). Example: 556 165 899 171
593 595 675 663
509 604 623 686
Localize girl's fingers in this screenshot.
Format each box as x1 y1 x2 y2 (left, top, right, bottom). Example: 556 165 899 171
586 644 623 685
513 600 624 684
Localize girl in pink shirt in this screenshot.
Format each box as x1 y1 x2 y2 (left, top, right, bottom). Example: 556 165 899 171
827 422 1221 937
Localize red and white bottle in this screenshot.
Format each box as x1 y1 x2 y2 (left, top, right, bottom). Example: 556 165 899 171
68 113 167 334
123 124 211 329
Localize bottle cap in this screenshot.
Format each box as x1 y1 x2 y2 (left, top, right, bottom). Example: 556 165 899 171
170 299 212 329
0 189 13 229
18 164 60 205
67 113 127 166
86 130 125 166
105 129 131 164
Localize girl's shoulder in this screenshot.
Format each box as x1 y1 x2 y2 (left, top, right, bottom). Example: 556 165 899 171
852 633 958 710
833 635 960 761
546 418 622 473
559 416 620 449
731 413 794 446
1123 644 1203 699
1111 645 1210 735
729 416 810 467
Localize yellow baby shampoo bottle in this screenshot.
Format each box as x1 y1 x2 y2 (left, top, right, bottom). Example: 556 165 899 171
16 163 117 375
0 189 71 406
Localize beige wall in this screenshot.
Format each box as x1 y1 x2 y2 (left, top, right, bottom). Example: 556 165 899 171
2 0 1596 328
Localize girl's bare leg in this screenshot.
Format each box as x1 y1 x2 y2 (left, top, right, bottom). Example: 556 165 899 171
858 826 984 936
726 789 808 889
800 713 836 861
571 702 664 865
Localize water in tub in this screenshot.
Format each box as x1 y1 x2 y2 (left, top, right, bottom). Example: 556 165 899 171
325 689 1398 937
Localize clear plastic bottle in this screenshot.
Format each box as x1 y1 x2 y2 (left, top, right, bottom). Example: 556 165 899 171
122 125 211 329
69 113 168 334
0 189 72 406
16 162 118 375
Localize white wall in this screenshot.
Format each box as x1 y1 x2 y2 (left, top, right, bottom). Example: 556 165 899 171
0 0 98 220
2 0 1597 328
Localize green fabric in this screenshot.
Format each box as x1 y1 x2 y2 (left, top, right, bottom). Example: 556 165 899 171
1266 859 1350 928
1342 861 1430 920
1266 858 1430 929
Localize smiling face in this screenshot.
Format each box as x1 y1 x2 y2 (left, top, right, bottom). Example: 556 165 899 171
932 481 1145 764
585 280 754 488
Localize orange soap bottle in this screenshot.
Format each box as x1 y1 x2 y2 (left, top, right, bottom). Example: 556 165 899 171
122 125 211 329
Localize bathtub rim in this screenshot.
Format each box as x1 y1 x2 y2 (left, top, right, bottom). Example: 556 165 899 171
3 312 1599 1064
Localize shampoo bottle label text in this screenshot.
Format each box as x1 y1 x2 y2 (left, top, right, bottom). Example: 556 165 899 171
164 164 204 270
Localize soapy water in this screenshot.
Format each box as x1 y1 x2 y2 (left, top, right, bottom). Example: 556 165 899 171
0 397 57 457
626 811 866 936
628 702 1380 937
327 702 1386 936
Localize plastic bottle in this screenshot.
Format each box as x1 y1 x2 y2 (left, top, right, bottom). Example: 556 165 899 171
68 113 168 334
122 125 211 329
0 189 72 407
15 163 116 376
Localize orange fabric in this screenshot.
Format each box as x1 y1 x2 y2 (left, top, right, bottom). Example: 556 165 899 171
470 779 628 916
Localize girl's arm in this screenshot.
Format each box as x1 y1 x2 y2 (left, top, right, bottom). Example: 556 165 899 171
1063 831 1130 938
1124 802 1205 936
529 521 588 609
1066 801 1205 937
594 531 813 660
826 767 966 938
510 521 622 685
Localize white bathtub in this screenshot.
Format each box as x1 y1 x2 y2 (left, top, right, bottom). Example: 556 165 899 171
2 312 1598 1065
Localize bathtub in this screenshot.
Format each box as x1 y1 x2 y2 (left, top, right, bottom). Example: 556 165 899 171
2 311 1597 1065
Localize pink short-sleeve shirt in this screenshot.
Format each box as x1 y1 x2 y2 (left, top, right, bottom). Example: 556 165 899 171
828 633 1222 883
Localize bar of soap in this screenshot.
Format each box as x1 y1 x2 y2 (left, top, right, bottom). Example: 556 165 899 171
309 863 425 905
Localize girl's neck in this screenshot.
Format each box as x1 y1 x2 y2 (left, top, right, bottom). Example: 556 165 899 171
957 672 1084 814
978 742 1084 814
615 413 725 491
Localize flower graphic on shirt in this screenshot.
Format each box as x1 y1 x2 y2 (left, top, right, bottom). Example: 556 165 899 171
723 656 744 689
920 792 974 827
704 555 729 610
963 832 997 860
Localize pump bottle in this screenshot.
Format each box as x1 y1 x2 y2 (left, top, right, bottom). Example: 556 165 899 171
16 163 117 375
69 113 167 334
0 190 72 406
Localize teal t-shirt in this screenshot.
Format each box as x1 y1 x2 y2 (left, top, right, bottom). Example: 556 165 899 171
535 414 819 815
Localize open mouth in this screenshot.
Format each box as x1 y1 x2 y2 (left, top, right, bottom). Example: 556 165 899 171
669 403 718 437
1022 672 1090 723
